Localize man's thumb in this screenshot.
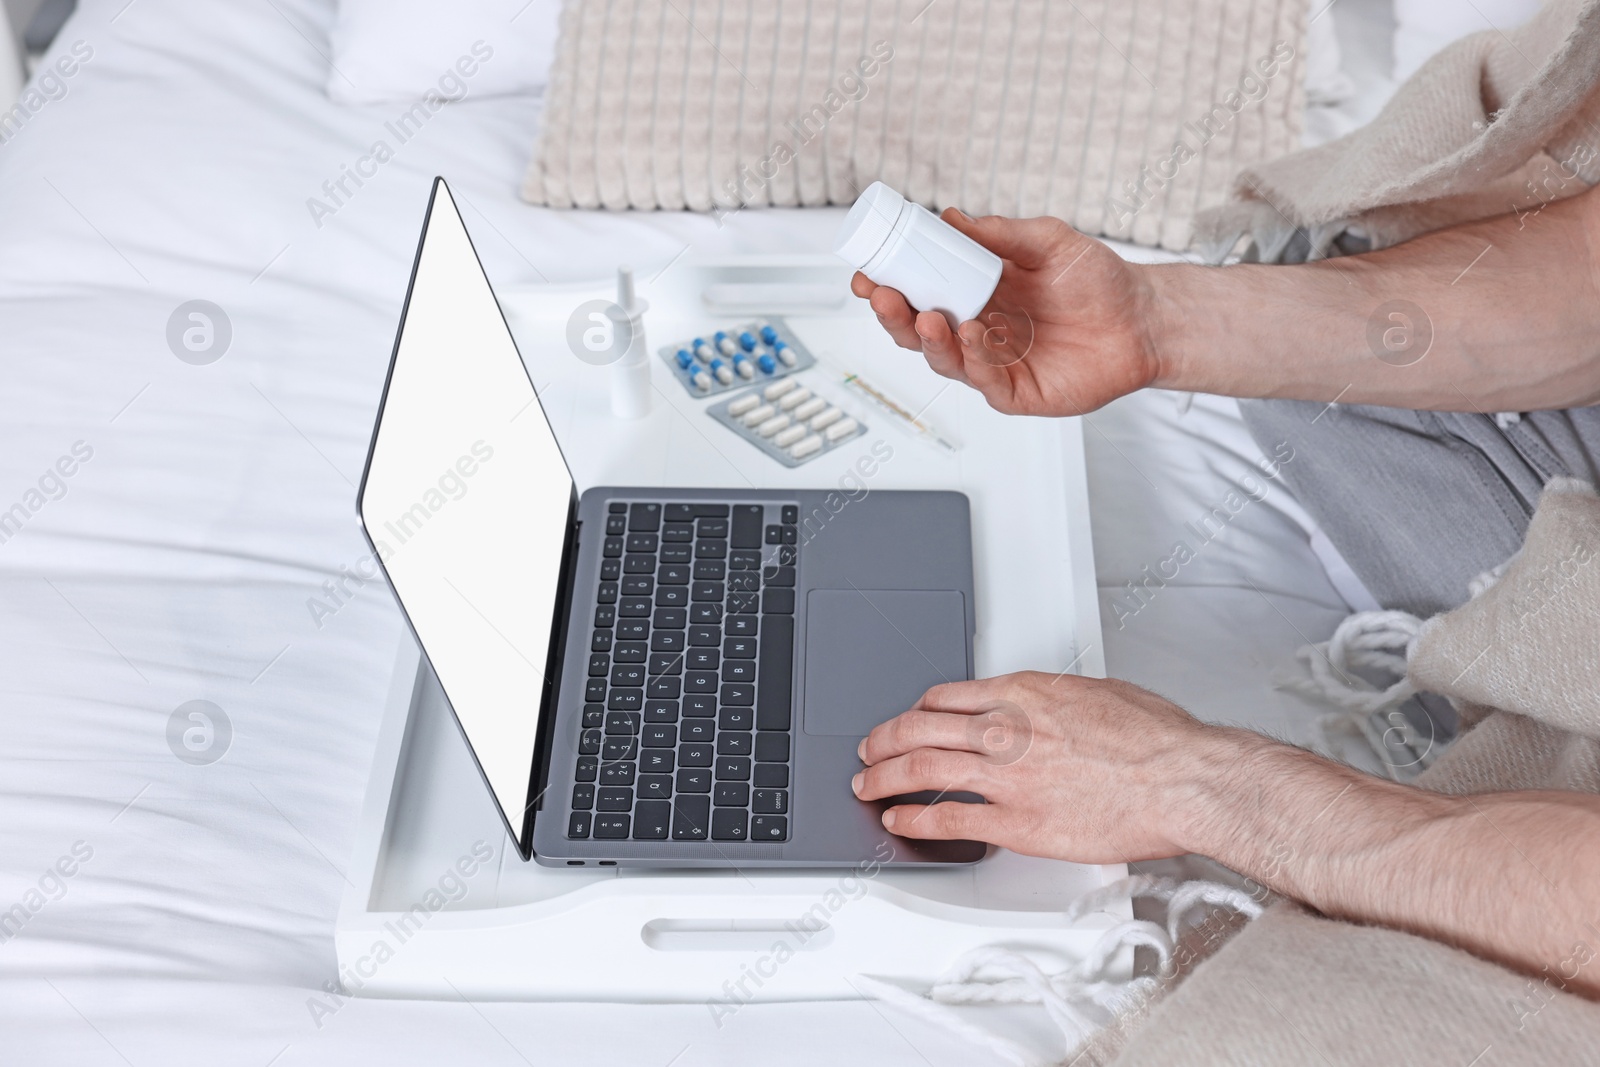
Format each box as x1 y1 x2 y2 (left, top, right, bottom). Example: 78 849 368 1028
940 207 1066 268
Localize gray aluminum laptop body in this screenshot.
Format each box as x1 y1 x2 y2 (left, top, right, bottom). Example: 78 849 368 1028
359 179 983 869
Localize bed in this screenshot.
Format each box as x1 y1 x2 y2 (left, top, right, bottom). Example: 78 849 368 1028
0 0 1402 1061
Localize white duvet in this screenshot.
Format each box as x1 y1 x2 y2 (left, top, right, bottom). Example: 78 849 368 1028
0 1 1387 1062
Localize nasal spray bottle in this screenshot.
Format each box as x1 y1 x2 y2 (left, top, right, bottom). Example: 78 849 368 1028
832 182 1002 329
611 266 652 419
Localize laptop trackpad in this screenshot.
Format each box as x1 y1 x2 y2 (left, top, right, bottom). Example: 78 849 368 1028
802 589 968 736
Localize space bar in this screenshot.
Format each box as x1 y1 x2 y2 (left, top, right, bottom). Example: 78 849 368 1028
756 614 794 731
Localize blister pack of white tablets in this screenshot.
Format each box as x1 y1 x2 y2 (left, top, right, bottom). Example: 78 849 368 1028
658 318 815 398
707 378 867 467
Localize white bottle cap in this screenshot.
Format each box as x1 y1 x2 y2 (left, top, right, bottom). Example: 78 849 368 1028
833 182 908 270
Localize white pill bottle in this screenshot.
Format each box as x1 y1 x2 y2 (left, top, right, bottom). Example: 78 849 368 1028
832 182 1003 329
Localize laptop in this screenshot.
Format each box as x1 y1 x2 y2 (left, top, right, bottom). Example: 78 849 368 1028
357 178 983 868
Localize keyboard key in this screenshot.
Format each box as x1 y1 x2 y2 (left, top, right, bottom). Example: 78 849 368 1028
729 550 762 570
583 704 605 728
638 773 673 798
617 619 649 640
776 545 797 566
602 737 638 761
731 505 763 549
585 678 606 702
716 756 751 781
626 533 659 553
753 763 789 788
605 691 640 714
624 554 655 575
676 768 711 793
648 652 683 675
718 732 753 756
680 720 715 743
782 526 797 545
650 630 686 652
682 695 717 717
640 750 675 774
688 625 721 647
575 756 599 782
666 503 729 521
727 616 758 637
594 814 630 838
723 661 756 683
614 641 647 663
603 536 624 558
680 743 714 767
672 795 711 840
687 648 720 671
765 524 783 545
727 592 759 614
781 504 799 524
754 732 790 762
622 575 654 596
712 808 749 841
656 586 689 608
762 588 795 614
597 786 633 811
610 663 645 687
728 572 759 593
644 701 678 723
685 671 718 694
633 801 672 839
753 789 788 814
568 812 592 838
606 513 627 535
751 815 788 841
695 539 727 560
721 683 755 706
658 563 691 585
693 560 726 581
647 677 681 699
628 502 660 532
579 729 602 755
594 605 616 627
591 630 613 653
762 565 795 587
756 614 794 730
697 518 729 538
600 558 621 581
715 782 750 806
598 583 619 605
654 607 687 629
605 711 640 735
588 653 609 677
600 762 636 786
660 543 692 563
692 581 725 602
719 707 753 730
618 597 651 617
572 783 595 809
608 501 628 514
662 522 694 543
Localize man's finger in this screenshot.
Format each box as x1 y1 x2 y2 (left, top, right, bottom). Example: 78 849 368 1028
939 208 1074 270
913 311 969 385
915 676 1018 714
850 271 876 299
867 286 925 351
882 799 997 843
860 708 986 765
852 748 989 801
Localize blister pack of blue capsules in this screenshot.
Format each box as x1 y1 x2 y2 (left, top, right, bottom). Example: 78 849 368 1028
657 318 816 398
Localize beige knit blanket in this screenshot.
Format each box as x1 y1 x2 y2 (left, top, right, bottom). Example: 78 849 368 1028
1194 0 1600 259
1077 480 1600 1066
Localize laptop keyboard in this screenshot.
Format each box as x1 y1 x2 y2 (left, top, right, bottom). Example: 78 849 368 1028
566 501 799 845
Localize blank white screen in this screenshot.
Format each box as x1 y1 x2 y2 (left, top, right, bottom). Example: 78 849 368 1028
359 181 572 840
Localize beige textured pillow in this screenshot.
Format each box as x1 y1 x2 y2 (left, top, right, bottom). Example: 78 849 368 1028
523 0 1307 251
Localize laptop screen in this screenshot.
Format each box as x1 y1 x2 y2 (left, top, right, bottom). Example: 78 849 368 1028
358 179 574 848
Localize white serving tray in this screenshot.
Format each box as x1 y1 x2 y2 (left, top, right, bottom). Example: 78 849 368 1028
335 258 1121 1002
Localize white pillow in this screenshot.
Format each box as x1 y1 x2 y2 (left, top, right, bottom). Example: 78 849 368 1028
1393 0 1541 82
1304 3 1353 105
326 0 561 104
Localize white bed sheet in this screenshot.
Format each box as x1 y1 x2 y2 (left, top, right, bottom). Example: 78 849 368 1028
0 1 1399 1062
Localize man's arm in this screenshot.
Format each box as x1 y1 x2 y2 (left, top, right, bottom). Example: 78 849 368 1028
852 673 1600 997
855 185 1600 414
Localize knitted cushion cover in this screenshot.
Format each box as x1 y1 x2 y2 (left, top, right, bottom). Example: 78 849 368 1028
521 0 1307 251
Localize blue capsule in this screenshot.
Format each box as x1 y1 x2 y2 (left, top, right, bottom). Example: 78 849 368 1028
733 354 755 379
759 325 778 346
675 348 693 369
757 353 777 375
738 331 757 352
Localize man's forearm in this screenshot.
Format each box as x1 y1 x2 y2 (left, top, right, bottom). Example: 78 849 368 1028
1142 189 1600 412
1176 728 1600 997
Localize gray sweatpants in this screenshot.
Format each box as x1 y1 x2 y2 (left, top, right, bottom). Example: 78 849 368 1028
1238 401 1600 617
